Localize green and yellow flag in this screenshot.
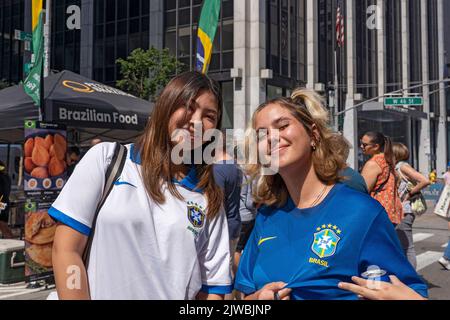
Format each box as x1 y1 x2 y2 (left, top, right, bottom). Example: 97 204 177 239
195 0 221 74
23 0 44 106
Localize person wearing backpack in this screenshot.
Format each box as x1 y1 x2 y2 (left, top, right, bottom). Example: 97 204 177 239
49 72 232 300
393 143 430 269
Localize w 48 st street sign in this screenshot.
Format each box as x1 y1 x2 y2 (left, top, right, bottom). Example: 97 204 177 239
384 97 423 107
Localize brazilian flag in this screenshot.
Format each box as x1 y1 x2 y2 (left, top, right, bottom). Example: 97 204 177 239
195 0 221 74
23 0 44 106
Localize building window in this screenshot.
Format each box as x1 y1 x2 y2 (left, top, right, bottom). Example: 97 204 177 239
51 0 81 74
0 0 25 83
355 0 378 99
92 0 150 86
385 0 402 94
221 81 234 129
267 0 306 83
163 0 233 73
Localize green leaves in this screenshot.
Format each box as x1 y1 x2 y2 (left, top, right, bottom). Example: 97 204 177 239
116 47 184 102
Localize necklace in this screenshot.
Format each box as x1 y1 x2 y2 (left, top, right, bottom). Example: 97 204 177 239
309 185 329 208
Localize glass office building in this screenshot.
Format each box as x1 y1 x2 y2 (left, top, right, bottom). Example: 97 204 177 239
0 0 25 84
3 0 448 172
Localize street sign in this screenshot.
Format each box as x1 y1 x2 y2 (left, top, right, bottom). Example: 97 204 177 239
14 29 32 42
362 101 427 119
24 41 31 52
384 97 423 106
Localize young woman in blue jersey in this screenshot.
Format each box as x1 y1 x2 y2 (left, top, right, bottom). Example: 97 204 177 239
50 71 232 300
234 88 428 300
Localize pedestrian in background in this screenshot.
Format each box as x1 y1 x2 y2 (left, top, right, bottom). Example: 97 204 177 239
330 133 368 194
234 173 257 274
360 132 403 226
443 164 450 186
0 161 14 239
213 130 242 276
438 164 450 270
393 143 430 269
429 170 437 184
50 71 232 300
438 221 450 271
66 146 81 177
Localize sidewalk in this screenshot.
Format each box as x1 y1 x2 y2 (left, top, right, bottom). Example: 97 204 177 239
0 282 55 300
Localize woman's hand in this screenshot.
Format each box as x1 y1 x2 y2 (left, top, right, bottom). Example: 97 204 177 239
338 276 427 300
251 282 292 300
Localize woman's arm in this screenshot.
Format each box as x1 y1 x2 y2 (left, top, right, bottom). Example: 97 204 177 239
196 292 224 300
243 282 292 300
338 276 427 300
361 161 383 192
399 164 430 197
52 223 90 300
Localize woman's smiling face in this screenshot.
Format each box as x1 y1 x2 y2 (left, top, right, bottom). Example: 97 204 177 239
168 90 219 150
254 103 315 171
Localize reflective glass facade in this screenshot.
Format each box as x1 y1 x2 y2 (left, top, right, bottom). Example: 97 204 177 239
163 0 234 128
266 0 307 98
51 0 81 74
0 0 24 84
164 0 233 73
93 0 150 86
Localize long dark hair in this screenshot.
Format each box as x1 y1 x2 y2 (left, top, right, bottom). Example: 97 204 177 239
364 132 396 173
135 71 224 219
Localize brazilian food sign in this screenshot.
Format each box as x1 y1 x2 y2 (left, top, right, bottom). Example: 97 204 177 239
24 200 55 283
24 120 67 197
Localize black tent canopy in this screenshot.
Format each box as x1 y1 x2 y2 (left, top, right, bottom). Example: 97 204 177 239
0 70 153 144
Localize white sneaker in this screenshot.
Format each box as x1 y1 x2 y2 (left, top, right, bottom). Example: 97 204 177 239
438 257 450 270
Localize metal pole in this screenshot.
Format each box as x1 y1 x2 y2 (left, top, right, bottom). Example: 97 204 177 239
334 79 450 117
44 0 51 77
334 49 339 132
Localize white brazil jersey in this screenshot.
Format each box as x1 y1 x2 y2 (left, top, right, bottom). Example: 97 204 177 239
49 142 232 300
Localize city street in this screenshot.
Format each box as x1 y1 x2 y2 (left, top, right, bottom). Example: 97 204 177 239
1 208 448 301
412 210 450 300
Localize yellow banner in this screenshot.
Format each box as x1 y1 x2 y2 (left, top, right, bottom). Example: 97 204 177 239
32 0 43 31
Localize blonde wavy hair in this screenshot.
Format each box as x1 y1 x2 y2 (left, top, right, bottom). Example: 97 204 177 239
244 88 345 208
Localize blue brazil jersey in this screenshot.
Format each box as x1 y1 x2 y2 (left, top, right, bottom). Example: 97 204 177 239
234 183 428 300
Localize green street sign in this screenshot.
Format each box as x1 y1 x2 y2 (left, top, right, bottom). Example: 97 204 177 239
384 97 423 107
14 29 32 42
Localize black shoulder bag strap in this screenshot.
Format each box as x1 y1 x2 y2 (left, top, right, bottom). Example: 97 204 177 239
82 142 127 267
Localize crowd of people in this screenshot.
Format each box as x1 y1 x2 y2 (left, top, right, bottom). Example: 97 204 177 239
1 71 449 300
47 72 449 300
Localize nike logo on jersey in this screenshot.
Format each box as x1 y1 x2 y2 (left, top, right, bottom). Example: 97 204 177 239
258 237 277 246
114 180 137 188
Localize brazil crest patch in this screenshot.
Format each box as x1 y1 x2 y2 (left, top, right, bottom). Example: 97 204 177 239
187 201 206 228
311 225 341 259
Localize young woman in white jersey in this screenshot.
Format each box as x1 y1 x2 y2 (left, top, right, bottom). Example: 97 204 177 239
50 71 232 300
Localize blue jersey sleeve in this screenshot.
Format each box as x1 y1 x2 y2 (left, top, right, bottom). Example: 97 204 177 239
234 220 260 295
358 210 428 298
